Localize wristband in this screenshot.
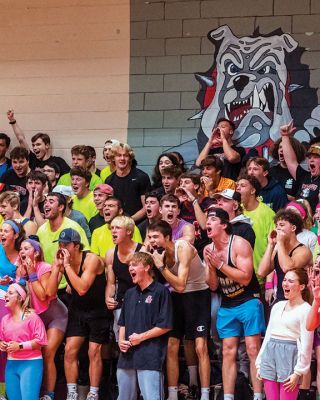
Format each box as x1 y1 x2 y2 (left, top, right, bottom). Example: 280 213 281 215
192 198 198 206
20 341 32 350
9 120 16 125
28 272 38 282
217 261 224 270
158 265 166 272
265 282 273 290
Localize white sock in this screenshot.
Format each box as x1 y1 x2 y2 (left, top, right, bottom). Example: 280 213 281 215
167 386 178 400
200 387 210 400
253 393 263 400
67 383 77 394
90 386 99 394
224 395 234 400
188 365 198 387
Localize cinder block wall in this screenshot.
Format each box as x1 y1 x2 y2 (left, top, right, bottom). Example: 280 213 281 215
128 0 320 175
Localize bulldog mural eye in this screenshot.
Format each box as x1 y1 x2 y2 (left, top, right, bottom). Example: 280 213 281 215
191 25 320 157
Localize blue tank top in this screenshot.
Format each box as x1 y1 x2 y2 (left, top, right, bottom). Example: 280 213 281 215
0 245 17 291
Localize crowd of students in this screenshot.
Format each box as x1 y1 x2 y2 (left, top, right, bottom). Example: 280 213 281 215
0 111 318 400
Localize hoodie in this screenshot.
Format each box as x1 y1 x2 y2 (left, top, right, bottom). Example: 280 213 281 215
260 177 288 212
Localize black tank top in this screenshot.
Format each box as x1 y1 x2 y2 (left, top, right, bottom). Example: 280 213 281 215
65 251 106 311
216 235 260 308
274 243 304 301
112 243 142 306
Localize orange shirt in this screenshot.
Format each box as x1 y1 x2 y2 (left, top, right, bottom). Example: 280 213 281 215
204 176 236 197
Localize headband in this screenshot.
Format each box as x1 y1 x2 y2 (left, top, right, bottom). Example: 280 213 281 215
316 204 320 210
10 283 27 301
4 220 20 234
286 202 307 219
24 239 42 255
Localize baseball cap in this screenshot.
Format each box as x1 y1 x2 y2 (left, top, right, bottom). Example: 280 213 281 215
306 143 320 157
93 184 114 196
54 228 81 244
207 207 230 222
212 189 241 202
52 185 74 197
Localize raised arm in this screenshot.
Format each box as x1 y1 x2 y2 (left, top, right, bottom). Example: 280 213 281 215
6 110 30 151
280 121 298 179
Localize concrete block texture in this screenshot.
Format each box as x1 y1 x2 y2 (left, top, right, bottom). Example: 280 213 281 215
127 129 144 147
131 21 147 39
164 74 199 92
131 39 165 56
166 38 201 55
130 57 146 75
217 17 255 36
129 93 144 110
274 0 310 15
145 93 181 110
144 128 182 146
130 75 163 93
256 16 292 34
147 20 182 38
311 0 320 13
164 110 197 128
181 91 200 109
128 110 163 128
134 146 164 165
183 18 219 37
201 0 273 18
293 15 320 34
147 56 181 74
131 2 164 21
165 1 200 20
182 55 214 73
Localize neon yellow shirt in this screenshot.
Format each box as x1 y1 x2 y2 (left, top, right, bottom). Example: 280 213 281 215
91 223 142 258
58 172 102 191
72 192 98 222
100 166 112 182
37 217 90 288
243 201 275 281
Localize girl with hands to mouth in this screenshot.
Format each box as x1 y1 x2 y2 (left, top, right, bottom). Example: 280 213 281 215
256 269 313 399
0 283 47 400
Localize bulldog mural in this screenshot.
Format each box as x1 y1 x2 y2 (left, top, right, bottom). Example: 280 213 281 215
192 25 320 157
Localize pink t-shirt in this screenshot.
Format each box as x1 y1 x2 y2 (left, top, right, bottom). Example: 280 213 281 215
17 261 54 314
0 311 47 359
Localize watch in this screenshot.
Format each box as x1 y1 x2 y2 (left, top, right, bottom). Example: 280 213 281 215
19 343 23 350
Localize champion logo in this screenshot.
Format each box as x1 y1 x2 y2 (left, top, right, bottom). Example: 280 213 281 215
145 295 153 304
196 325 205 332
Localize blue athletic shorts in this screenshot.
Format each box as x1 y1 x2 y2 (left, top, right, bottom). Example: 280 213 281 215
216 298 265 339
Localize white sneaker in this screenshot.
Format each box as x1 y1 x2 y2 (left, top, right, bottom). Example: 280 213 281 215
86 393 99 400
40 396 52 400
66 393 79 400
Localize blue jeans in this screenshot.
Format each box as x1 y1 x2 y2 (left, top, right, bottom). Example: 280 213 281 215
5 359 43 400
117 368 164 400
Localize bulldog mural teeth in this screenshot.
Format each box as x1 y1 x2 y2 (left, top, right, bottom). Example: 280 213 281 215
192 25 320 156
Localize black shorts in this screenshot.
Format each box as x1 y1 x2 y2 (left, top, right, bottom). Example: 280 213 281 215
66 308 111 344
170 289 211 340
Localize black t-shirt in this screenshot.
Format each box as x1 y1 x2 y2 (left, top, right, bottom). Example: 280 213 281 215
118 281 172 371
105 167 151 220
89 213 105 233
137 219 149 241
0 170 28 202
29 152 70 175
209 145 245 181
296 165 320 212
270 164 298 197
20 196 45 218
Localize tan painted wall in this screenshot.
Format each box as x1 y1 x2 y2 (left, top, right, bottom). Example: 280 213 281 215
0 0 130 168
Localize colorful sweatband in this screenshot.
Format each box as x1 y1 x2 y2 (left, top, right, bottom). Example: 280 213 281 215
316 203 320 210
21 341 32 350
11 283 27 301
286 202 307 219
28 272 38 283
3 220 19 234
265 282 273 290
24 239 42 255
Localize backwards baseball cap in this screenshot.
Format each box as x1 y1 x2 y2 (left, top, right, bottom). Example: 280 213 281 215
306 143 320 157
55 228 81 244
52 185 74 197
207 207 230 222
93 184 113 196
212 189 241 202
